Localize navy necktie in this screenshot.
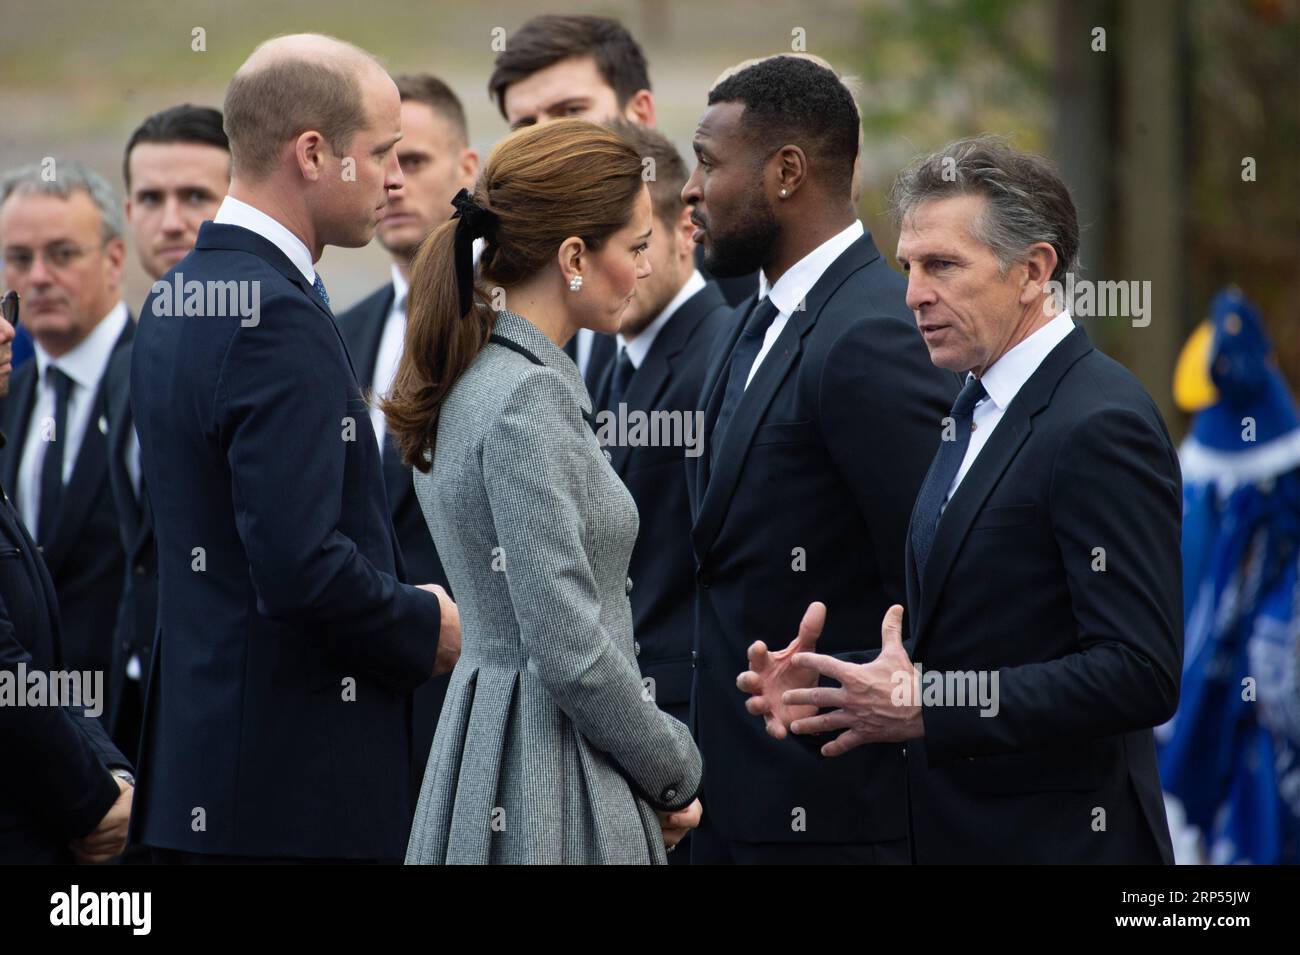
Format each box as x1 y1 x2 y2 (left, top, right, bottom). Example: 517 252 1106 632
312 273 331 311
909 374 988 580
38 366 74 545
711 297 779 463
598 346 636 417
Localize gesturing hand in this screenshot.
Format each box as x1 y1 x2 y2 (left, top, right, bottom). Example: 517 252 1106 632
783 604 923 756
69 774 132 864
735 601 827 740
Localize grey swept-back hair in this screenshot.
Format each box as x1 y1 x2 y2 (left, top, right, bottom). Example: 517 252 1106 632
888 135 1078 285
1 159 125 243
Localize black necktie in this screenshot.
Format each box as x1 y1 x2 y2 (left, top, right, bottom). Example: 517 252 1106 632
909 374 988 580
38 366 74 545
598 346 636 416
711 297 779 463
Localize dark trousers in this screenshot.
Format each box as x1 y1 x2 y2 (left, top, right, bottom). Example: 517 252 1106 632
690 814 910 864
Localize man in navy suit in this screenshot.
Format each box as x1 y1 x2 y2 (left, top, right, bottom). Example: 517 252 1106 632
335 72 477 808
0 161 133 688
129 34 459 864
0 294 134 864
745 138 1182 864
105 104 231 763
681 56 957 863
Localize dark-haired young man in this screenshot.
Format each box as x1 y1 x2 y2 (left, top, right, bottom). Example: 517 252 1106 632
488 13 758 390
682 56 957 864
103 104 231 761
336 73 477 807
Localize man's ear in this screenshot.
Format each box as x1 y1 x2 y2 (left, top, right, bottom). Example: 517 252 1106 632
623 89 656 128
295 130 326 182
459 147 480 188
673 205 696 263
1019 241 1059 305
103 235 127 289
774 144 808 199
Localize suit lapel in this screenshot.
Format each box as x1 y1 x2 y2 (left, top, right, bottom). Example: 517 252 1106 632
692 291 753 502
691 232 883 561
610 283 726 477
42 320 135 576
352 285 395 391
106 352 142 551
0 364 37 495
911 326 1095 653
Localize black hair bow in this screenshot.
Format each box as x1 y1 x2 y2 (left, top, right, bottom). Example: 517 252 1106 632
450 188 498 317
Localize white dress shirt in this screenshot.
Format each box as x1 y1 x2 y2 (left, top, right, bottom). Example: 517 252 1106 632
18 302 130 532
618 269 705 370
944 310 1078 506
745 219 865 388
213 195 316 285
369 264 409 448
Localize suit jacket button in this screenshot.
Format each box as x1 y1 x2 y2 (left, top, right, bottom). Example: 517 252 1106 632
36 545 44 554
661 786 678 804
134 563 146 575
625 576 633 594
691 650 699 667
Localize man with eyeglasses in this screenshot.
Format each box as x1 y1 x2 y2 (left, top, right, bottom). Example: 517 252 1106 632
0 160 132 696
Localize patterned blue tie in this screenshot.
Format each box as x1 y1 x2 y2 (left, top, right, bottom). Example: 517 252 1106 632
909 374 988 580
312 273 331 311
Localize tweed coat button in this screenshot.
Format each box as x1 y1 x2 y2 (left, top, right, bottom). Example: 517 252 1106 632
661 786 678 803
625 576 633 594
634 641 641 657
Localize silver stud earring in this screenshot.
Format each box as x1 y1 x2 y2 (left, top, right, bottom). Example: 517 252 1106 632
568 274 583 292
779 188 788 197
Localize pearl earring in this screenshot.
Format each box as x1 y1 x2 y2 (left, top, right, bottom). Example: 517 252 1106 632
780 188 788 197
568 275 583 292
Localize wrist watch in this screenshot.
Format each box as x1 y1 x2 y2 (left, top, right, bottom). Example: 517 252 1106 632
110 769 135 787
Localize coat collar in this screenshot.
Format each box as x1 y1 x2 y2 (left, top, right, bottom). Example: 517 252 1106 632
492 308 593 414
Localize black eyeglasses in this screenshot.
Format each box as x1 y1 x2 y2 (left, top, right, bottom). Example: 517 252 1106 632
1 290 18 330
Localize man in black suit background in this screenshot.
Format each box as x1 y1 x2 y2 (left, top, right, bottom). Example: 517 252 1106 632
681 56 957 864
129 34 459 864
104 104 231 763
488 14 760 391
0 161 132 689
0 294 134 864
335 72 476 806
595 123 729 863
744 137 1182 864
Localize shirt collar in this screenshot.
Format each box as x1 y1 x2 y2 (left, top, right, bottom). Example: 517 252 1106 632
214 195 316 285
34 301 129 391
765 220 864 318
977 310 1077 410
618 269 706 368
390 262 410 313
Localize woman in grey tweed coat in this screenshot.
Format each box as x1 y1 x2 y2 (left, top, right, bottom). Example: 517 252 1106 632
385 120 703 864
